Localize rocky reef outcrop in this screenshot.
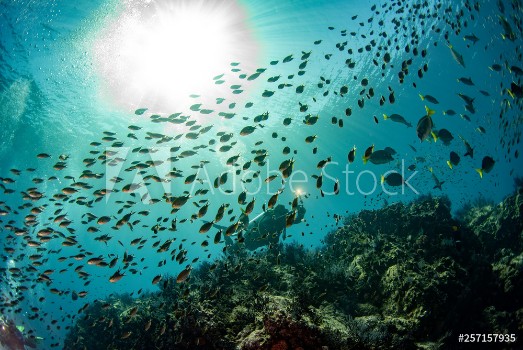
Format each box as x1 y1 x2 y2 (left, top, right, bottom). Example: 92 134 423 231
64 190 523 349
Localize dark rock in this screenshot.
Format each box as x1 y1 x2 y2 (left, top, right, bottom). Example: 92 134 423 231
65 192 523 350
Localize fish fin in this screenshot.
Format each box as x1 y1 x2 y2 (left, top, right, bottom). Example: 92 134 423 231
475 168 483 178
431 131 438 142
380 175 385 184
501 33 506 40
418 93 425 101
383 114 389 120
447 161 453 169
425 106 435 116
507 89 515 99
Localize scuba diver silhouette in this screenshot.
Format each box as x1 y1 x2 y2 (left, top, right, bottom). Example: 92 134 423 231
214 198 306 251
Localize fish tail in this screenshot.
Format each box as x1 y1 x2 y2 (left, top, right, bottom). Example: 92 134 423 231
447 160 453 169
418 93 425 101
475 168 483 178
425 106 435 116
363 157 368 164
383 113 388 120
434 182 444 190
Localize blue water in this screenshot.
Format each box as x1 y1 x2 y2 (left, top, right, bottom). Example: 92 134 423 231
0 0 522 348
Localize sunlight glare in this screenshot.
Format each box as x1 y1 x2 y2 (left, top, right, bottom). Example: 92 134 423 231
93 0 259 113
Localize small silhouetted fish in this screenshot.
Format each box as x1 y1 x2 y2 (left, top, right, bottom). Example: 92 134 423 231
381 173 403 186
97 216 111 225
464 34 479 44
448 44 465 67
240 125 256 136
428 167 444 190
509 82 522 98
476 156 495 178
457 77 474 85
176 267 191 283
369 150 393 164
214 230 222 244
109 269 124 283
383 113 412 127
434 129 454 146
447 151 460 169
489 64 502 72
305 135 317 143
510 65 523 76
362 145 374 164
416 106 435 142
419 94 439 104
199 221 213 234
348 146 356 163
459 135 474 158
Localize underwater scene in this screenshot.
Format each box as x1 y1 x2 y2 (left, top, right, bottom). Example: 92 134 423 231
1 0 523 349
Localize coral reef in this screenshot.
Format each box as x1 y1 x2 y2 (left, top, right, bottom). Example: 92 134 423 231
64 190 523 349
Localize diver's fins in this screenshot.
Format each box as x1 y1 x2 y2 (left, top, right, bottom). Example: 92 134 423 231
224 234 234 246
204 220 227 231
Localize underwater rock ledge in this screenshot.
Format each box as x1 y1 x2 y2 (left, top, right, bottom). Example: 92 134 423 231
64 190 523 350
